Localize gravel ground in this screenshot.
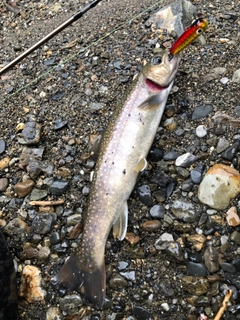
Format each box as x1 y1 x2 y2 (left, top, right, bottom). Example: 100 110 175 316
0 0 240 319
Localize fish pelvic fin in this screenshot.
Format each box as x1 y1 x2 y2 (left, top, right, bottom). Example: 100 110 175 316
113 201 128 240
138 94 162 110
52 251 106 309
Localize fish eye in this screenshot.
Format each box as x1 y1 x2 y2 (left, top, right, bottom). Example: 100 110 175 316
151 56 162 65
196 28 203 34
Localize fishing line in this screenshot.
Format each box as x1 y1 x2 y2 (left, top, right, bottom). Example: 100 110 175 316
0 0 164 105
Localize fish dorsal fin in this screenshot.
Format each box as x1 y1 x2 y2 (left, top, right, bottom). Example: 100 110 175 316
113 201 128 241
134 157 147 172
138 94 161 109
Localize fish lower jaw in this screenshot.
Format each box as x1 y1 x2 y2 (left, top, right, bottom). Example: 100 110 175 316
145 78 169 92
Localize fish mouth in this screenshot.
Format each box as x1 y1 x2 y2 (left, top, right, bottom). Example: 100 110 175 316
145 78 169 92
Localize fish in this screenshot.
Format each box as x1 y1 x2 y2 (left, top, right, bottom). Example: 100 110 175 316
53 51 181 308
170 17 208 55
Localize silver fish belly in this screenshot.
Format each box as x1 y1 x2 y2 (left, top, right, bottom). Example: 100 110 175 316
54 51 180 308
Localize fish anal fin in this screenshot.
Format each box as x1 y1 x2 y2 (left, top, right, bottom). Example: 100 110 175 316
113 201 128 241
52 252 83 292
138 94 161 109
134 157 147 172
52 252 106 309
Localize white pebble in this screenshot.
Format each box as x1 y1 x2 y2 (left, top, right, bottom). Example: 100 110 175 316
220 77 229 84
196 125 207 138
161 302 170 311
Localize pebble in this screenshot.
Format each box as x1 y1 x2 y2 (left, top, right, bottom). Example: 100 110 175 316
142 220 161 231
0 157 10 170
132 306 153 320
46 307 60 320
18 121 42 145
196 125 207 138
148 147 164 162
175 153 198 168
14 179 34 197
190 164 206 184
163 150 179 161
230 231 240 245
0 178 8 191
59 294 82 315
5 218 27 241
52 118 68 130
216 137 230 153
192 105 213 120
182 276 209 295
232 68 240 83
125 232 140 245
120 271 136 281
221 141 240 161
226 206 240 227
220 262 236 274
49 180 69 196
187 262 208 277
203 246 219 273
149 204 165 219
0 139 6 154
19 265 46 303
187 234 206 251
66 214 82 226
31 213 53 234
165 241 185 262
170 200 196 222
109 275 128 290
30 188 48 201
173 221 192 233
220 77 229 85
137 184 152 206
198 164 240 209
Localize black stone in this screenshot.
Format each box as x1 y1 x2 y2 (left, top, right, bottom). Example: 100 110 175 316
190 164 206 184
49 181 69 196
52 118 68 130
187 261 208 277
0 139 6 154
132 306 153 320
148 147 164 162
163 150 179 161
150 204 165 219
221 141 240 161
137 184 152 206
192 105 213 120
221 262 236 274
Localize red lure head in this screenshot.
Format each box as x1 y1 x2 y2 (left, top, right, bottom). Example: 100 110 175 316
169 17 208 55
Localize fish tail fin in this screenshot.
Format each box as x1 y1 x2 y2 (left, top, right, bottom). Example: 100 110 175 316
52 252 106 309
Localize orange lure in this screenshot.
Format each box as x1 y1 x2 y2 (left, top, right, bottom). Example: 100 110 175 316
169 17 208 55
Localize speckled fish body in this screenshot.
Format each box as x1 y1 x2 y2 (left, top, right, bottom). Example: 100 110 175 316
54 51 180 308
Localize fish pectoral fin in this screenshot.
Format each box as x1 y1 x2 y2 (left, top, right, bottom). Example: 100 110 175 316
134 157 147 172
138 94 161 109
89 134 102 161
113 201 128 241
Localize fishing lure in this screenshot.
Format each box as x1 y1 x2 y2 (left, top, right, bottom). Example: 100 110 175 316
170 17 208 55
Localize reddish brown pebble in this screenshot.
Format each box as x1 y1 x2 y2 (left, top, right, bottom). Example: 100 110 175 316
0 157 10 170
125 232 140 245
226 206 240 227
142 220 161 231
14 179 34 197
69 222 83 239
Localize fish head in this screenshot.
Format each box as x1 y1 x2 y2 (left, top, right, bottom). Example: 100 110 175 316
143 51 180 91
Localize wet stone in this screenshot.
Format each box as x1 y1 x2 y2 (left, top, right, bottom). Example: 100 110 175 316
120 271 136 281
59 294 82 315
52 118 68 130
125 232 140 245
5 218 27 241
50 232 61 245
176 167 189 178
195 296 210 307
221 141 240 161
191 164 206 184
142 220 161 231
173 221 192 233
170 200 196 222
0 178 8 191
175 153 198 168
187 234 206 251
163 150 179 161
216 137 230 153
230 231 240 245
19 147 44 169
182 276 209 295
0 139 6 154
203 246 219 273
109 275 128 290
118 261 129 271
30 188 48 201
149 204 165 219
187 262 207 277
188 253 202 263
31 213 53 234
18 121 42 145
14 179 34 197
148 147 164 161
66 214 82 226
220 262 236 274
192 105 213 120
132 306 153 320
181 179 193 192
137 184 152 206
166 241 185 262
49 180 69 196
